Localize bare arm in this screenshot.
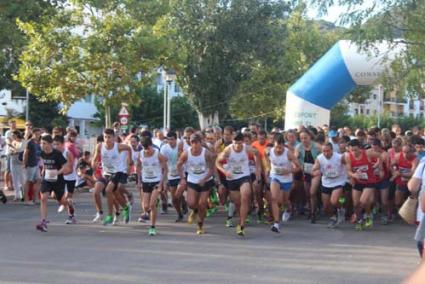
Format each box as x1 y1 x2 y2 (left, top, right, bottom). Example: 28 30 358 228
158 153 168 190
91 144 101 170
177 151 188 182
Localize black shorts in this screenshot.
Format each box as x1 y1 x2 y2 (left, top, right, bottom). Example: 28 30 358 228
343 182 352 193
65 180 76 194
168 178 180 188
353 183 377 192
219 175 228 189
227 176 251 192
105 172 128 185
388 181 397 200
187 179 215 193
142 182 160 193
41 180 65 201
304 173 312 183
321 185 344 195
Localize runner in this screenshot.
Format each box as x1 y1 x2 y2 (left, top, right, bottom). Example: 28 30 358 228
160 131 186 222
391 144 418 209
91 135 105 222
345 139 382 230
52 135 77 224
312 142 346 228
36 135 71 232
178 133 215 235
264 134 300 233
137 136 168 236
295 130 321 223
216 132 261 236
91 128 132 226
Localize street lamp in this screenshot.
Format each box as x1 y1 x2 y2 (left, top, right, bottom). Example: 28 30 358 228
162 69 177 130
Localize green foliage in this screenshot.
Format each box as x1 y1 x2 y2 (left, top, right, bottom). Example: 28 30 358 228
169 0 290 123
0 1 62 89
28 94 68 128
15 0 169 122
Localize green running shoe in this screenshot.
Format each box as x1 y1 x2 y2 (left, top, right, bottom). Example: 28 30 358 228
148 227 157 236
364 216 373 229
246 215 252 224
123 206 130 224
355 220 364 231
102 215 113 226
226 218 234 228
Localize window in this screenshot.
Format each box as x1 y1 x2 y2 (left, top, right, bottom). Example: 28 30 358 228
84 95 93 103
373 94 377 100
360 109 364 114
174 84 180 93
355 109 358 115
366 109 370 115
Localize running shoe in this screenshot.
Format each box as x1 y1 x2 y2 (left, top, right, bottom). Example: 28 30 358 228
102 215 113 226
355 220 364 231
327 217 338 229
257 214 264 224
113 214 119 225
271 223 280 233
0 190 6 204
188 210 198 224
236 225 245 236
282 211 291 223
175 214 184 223
57 205 65 213
122 207 130 224
138 213 150 223
310 213 317 224
381 216 388 225
148 227 157 236
93 212 103 223
364 216 373 229
65 216 77 224
36 220 48 232
226 218 234 228
196 225 205 235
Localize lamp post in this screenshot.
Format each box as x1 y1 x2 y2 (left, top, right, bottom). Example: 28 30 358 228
25 89 29 121
377 84 383 128
163 69 177 130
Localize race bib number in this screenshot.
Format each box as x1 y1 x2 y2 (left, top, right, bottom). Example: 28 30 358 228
325 168 338 178
144 166 156 179
274 166 289 175
303 163 313 174
169 166 179 177
359 172 368 180
232 165 243 175
191 165 206 175
45 169 58 182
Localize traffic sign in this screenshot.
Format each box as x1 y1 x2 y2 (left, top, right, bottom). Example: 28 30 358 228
119 116 129 125
118 105 129 116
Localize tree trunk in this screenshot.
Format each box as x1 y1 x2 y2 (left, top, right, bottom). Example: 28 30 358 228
104 102 111 128
197 111 220 129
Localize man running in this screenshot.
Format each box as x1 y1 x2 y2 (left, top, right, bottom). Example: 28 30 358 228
312 143 347 228
177 133 215 235
216 132 261 236
264 134 300 233
161 131 186 222
137 136 168 236
36 135 71 232
345 139 382 230
92 128 132 225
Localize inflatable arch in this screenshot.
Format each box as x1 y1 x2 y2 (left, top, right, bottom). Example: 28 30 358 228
284 40 401 130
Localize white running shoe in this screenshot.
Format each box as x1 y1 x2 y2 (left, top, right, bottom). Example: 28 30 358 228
281 211 291 223
57 205 65 213
92 212 103 223
113 215 119 225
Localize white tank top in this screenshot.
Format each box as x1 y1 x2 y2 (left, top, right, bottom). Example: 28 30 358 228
269 147 293 183
160 143 179 180
118 150 129 173
63 149 78 181
317 152 346 187
227 145 250 180
101 143 121 175
140 149 162 183
186 147 211 184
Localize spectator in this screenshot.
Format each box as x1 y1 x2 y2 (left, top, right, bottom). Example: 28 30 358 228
23 128 42 204
9 130 25 201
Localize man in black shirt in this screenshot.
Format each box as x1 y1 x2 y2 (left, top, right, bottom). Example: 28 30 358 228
36 135 71 232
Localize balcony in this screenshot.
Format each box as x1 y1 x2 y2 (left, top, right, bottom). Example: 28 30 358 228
383 97 407 105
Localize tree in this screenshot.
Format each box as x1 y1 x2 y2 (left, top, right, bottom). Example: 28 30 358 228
310 0 425 99
28 94 68 129
0 1 63 90
169 0 289 128
15 0 169 127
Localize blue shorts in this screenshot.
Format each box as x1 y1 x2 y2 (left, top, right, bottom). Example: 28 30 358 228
396 184 409 193
376 180 390 190
270 177 292 192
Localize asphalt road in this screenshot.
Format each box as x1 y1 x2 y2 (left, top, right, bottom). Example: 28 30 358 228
0 187 420 284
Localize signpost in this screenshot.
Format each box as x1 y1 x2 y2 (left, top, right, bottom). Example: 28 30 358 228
118 103 130 132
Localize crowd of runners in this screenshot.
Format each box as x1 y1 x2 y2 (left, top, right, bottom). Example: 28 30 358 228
1 120 425 243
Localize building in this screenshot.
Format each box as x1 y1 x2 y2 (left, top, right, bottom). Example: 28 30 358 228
156 68 183 98
347 85 425 118
0 89 26 130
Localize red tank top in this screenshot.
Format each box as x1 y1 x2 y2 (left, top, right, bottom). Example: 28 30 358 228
94 155 103 179
395 153 415 186
349 150 376 184
370 150 389 181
